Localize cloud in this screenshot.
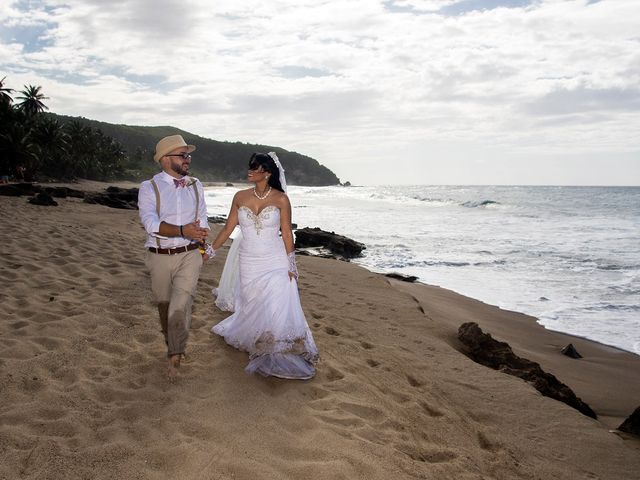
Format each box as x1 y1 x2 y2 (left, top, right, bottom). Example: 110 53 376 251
1 0 639 184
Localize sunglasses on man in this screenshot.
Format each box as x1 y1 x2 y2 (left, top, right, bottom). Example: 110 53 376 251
166 153 192 160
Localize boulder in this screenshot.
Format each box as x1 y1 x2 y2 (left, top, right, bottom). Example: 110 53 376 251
207 215 227 224
84 186 139 210
28 193 58 206
457 322 596 419
294 227 365 259
385 272 418 283
618 406 640 436
560 343 582 359
44 186 85 198
0 183 85 199
0 183 41 196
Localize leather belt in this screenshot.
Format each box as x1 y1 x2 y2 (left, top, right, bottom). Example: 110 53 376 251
148 243 200 255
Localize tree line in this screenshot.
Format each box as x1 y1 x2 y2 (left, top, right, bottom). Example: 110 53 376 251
0 77 125 181
0 76 341 185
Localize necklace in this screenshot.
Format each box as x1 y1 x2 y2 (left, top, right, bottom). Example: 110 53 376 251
253 186 272 200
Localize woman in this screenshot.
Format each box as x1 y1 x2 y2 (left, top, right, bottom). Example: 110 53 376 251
209 152 319 379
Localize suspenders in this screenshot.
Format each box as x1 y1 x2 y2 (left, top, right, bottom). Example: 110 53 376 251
150 178 200 248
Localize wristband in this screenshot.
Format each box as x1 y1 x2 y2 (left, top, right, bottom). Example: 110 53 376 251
179 225 184 237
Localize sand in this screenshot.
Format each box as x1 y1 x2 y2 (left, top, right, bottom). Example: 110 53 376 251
1 184 639 479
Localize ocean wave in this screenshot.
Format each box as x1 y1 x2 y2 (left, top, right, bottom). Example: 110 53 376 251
583 304 640 312
596 263 640 271
374 258 508 269
461 200 501 208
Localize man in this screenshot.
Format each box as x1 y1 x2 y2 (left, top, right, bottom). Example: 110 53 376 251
138 134 211 381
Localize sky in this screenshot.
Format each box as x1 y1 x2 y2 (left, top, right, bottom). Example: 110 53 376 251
1 0 639 185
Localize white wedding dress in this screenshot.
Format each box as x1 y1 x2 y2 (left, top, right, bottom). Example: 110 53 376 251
211 205 319 379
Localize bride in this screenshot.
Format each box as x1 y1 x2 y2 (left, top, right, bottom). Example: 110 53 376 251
209 152 319 379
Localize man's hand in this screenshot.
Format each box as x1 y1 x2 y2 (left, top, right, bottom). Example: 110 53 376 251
182 221 208 242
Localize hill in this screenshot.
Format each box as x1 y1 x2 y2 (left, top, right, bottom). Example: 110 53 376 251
49 113 341 186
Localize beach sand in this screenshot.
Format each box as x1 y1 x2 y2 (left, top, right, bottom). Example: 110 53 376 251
1 184 639 479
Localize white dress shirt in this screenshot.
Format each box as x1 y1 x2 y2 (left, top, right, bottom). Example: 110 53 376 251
138 171 210 249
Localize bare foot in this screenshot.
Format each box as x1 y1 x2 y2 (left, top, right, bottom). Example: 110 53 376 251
167 354 181 382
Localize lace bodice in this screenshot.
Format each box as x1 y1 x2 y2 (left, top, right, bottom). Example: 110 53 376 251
238 205 280 235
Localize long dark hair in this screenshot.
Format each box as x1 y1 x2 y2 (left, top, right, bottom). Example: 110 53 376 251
248 153 284 193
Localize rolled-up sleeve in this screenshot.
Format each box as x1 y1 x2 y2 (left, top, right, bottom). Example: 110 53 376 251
196 180 210 230
138 181 165 237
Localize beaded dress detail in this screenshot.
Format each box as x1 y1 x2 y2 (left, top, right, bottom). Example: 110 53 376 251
211 205 319 379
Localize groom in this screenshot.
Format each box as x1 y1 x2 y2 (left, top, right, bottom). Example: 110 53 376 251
138 134 210 381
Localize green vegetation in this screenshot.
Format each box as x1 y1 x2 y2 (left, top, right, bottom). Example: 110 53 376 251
0 78 125 181
0 76 340 185
50 114 340 185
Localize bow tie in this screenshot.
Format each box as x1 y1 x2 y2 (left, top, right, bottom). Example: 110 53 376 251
173 178 187 188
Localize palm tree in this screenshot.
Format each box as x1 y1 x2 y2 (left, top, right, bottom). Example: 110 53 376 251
31 117 69 177
0 77 13 106
0 123 40 178
16 84 49 116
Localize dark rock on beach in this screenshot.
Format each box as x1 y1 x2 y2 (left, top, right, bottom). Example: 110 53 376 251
294 227 365 259
561 343 582 359
457 322 596 419
385 273 418 283
28 192 58 206
0 183 85 199
208 215 227 224
44 186 85 198
618 406 640 436
84 186 139 210
0 183 42 196
296 247 341 261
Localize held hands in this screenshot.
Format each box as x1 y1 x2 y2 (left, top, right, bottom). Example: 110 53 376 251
182 221 208 243
199 243 217 263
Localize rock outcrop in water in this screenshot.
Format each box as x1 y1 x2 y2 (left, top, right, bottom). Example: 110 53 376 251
295 227 365 259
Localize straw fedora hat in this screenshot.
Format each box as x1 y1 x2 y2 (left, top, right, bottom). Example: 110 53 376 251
153 135 196 162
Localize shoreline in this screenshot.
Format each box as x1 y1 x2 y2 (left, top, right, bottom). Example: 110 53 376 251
403 278 639 357
2 187 639 478
390 279 640 429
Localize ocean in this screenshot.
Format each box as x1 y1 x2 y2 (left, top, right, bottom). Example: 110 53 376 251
205 185 640 355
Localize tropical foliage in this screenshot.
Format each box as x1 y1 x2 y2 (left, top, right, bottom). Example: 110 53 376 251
0 76 340 185
50 114 341 185
0 77 124 181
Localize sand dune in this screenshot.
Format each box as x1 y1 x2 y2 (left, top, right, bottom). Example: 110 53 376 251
1 187 639 479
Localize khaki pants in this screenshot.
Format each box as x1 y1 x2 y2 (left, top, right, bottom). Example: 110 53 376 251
145 249 203 356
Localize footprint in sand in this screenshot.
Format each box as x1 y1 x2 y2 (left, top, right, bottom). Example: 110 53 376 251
406 375 424 388
419 401 444 418
366 359 380 368
477 431 503 452
324 366 345 382
338 402 385 422
360 341 374 350
311 312 324 319
396 444 458 464
324 326 340 336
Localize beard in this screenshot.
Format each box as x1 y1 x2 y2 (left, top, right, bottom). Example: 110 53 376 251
171 160 189 176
